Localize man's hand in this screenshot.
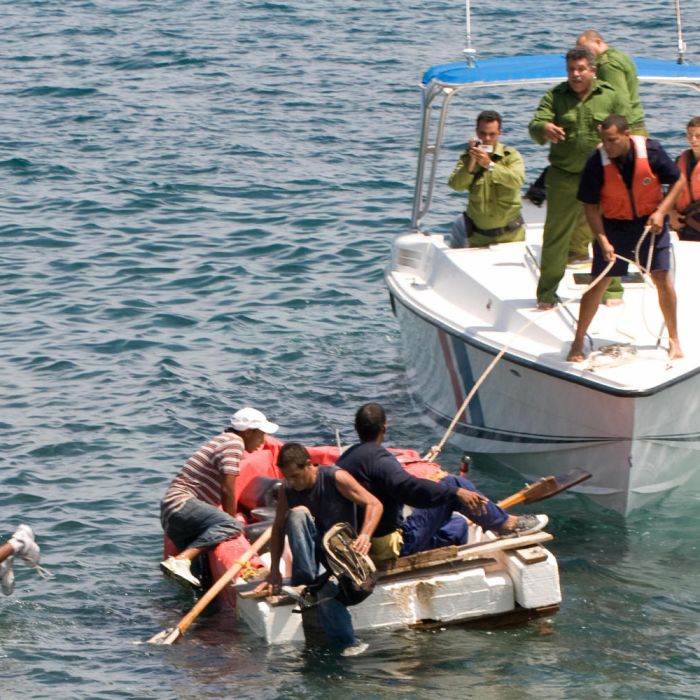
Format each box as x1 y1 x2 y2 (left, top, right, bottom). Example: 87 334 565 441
647 210 666 234
598 234 615 263
467 139 492 169
669 210 684 232
543 122 566 143
254 569 282 596
456 488 489 516
351 532 372 556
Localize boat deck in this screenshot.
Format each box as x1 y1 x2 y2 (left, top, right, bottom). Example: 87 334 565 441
388 208 700 394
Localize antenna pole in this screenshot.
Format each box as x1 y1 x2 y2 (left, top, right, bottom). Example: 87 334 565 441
463 0 477 68
675 0 687 64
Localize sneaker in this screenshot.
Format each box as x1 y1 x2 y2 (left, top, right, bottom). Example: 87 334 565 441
322 523 376 586
160 556 201 588
281 584 317 609
341 641 369 657
0 557 15 596
9 524 40 567
499 514 549 538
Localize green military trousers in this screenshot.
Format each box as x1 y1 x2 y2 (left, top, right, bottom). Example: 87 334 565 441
536 166 622 304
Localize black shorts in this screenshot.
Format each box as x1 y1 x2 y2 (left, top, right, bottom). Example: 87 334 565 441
591 220 671 278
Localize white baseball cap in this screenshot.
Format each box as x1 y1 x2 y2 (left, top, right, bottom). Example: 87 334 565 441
230 407 279 434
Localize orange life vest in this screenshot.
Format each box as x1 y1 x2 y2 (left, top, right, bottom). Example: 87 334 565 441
676 149 700 212
599 135 662 219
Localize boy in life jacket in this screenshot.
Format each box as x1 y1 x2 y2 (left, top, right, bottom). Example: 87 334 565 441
567 114 682 363
652 117 700 241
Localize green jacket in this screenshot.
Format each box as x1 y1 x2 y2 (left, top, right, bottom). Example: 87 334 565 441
596 46 645 130
447 142 525 230
529 79 629 174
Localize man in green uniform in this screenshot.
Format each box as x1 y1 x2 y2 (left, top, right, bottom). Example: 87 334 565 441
529 47 630 308
448 110 525 248
572 32 645 285
576 30 646 135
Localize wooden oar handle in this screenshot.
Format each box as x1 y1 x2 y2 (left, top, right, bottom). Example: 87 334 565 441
176 526 272 637
497 470 591 510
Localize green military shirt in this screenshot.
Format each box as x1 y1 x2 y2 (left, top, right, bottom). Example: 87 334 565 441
447 142 525 230
596 46 645 131
529 78 629 174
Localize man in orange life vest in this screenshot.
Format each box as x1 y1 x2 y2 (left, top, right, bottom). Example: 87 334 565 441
567 114 683 363
652 116 700 241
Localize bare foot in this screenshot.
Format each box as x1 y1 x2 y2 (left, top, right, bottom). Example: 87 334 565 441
566 344 586 362
668 338 684 360
604 297 624 307
536 301 556 310
500 515 518 532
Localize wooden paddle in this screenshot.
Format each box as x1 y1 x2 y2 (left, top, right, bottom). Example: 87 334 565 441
496 468 591 510
147 526 272 645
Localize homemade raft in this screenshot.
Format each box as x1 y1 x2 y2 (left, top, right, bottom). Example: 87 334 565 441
234 525 560 644
162 439 562 643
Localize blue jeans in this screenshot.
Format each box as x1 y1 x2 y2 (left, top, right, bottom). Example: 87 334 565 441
400 475 509 556
286 508 356 649
162 498 243 552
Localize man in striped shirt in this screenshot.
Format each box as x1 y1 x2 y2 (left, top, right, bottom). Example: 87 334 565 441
160 406 279 587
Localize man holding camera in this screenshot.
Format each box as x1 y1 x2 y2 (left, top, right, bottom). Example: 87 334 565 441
448 110 525 248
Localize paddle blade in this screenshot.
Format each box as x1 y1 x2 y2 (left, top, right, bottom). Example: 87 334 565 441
146 626 182 645
498 468 592 509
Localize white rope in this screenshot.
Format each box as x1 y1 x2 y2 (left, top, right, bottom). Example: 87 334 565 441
423 227 658 461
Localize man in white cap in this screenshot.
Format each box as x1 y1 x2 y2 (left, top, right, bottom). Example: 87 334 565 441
159 406 279 587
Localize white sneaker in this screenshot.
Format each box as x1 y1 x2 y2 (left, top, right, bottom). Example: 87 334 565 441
160 556 201 588
9 524 40 567
499 514 549 538
0 557 15 596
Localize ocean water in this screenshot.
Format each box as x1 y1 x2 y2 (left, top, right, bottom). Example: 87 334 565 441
1 1 699 698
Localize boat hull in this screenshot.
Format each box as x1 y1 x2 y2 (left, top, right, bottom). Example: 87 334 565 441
390 293 700 515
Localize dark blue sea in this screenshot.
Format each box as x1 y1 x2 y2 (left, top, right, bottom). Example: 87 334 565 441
1 1 699 698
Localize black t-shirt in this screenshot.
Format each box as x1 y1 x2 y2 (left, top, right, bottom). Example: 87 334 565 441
337 442 458 537
285 466 355 540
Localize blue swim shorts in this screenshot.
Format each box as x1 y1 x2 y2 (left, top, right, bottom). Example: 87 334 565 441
163 498 243 551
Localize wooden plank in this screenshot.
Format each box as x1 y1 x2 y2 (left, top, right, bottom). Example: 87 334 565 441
514 545 549 565
376 532 552 576
412 603 560 631
456 532 552 559
378 557 496 583
376 545 460 575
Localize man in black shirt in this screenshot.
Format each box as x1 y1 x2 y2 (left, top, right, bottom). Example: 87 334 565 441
337 403 548 561
259 442 382 655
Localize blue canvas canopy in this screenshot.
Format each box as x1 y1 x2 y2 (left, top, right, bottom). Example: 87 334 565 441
421 54 700 90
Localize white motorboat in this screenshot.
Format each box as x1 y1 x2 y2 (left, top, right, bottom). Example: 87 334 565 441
385 54 700 515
